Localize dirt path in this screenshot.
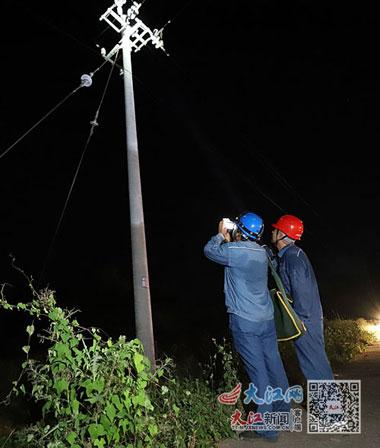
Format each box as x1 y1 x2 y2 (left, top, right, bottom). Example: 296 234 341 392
219 342 380 448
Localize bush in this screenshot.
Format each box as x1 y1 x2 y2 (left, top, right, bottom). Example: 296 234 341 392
277 317 376 384
0 284 239 447
324 318 376 366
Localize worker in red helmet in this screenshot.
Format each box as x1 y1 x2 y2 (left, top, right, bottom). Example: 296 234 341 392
271 215 334 380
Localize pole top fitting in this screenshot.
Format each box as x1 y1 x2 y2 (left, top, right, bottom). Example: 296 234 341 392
100 1 166 56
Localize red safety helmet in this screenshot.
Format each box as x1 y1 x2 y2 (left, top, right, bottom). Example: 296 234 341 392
272 215 304 240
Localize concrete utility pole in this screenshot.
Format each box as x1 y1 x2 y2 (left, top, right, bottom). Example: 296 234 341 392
99 0 166 370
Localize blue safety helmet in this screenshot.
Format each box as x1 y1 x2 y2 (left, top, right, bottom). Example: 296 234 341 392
235 212 264 241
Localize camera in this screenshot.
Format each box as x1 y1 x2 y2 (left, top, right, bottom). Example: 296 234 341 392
223 218 236 231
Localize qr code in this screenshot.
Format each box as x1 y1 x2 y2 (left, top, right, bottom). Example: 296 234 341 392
307 380 360 434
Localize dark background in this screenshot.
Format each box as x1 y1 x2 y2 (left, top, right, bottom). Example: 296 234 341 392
0 0 379 362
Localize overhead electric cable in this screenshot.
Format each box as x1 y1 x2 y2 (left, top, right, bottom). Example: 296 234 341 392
164 0 194 27
239 138 321 217
0 86 80 161
136 0 322 221
40 51 119 282
17 3 107 61
0 58 113 161
12 3 147 94
192 134 288 214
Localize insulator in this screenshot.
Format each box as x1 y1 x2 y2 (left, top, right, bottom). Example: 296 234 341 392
80 74 93 87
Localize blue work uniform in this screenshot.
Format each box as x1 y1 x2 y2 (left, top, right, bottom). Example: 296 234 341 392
277 243 334 380
204 234 290 439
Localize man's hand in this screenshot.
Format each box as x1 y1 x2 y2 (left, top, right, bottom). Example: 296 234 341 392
218 220 231 242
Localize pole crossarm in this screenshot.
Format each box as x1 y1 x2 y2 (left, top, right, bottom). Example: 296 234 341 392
100 1 167 55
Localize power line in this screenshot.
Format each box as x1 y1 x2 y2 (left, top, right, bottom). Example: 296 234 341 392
10 2 325 243
12 3 149 92
0 86 81 161
164 0 195 28
239 137 321 217
135 0 323 222
0 58 113 162
16 3 104 60
156 54 326 230
189 129 288 214
39 52 120 283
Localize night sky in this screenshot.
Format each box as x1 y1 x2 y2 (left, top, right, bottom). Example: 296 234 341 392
1 0 379 359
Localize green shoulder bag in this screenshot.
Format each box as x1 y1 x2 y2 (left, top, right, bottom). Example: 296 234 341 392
267 254 307 342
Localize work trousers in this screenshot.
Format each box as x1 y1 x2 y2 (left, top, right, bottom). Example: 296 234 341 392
229 313 290 439
294 318 334 380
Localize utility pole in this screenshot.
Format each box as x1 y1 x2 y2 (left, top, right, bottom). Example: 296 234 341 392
99 0 166 370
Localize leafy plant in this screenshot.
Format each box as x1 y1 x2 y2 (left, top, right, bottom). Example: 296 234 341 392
149 338 242 447
324 318 375 366
0 284 166 447
0 277 241 447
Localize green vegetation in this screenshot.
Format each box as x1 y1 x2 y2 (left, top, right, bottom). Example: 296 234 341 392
0 277 377 447
278 317 376 386
0 436 19 448
324 318 376 366
0 285 240 448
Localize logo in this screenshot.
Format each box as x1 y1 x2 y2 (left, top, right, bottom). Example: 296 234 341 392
217 383 303 432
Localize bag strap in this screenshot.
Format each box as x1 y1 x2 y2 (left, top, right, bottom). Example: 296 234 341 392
264 247 291 302
264 246 307 335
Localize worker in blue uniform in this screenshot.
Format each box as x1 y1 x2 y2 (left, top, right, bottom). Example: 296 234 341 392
271 215 334 380
204 212 290 442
